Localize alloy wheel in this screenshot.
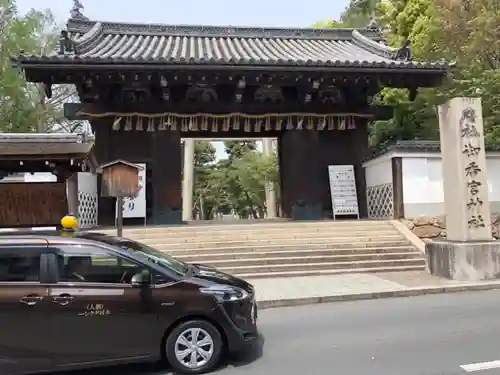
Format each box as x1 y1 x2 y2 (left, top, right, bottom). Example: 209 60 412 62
174 327 215 369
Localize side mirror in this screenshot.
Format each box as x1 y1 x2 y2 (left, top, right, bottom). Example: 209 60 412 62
131 269 151 287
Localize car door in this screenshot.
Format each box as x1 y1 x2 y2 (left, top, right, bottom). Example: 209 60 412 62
0 241 52 375
46 243 162 367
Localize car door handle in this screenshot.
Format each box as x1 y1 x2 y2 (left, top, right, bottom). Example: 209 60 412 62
52 295 75 306
161 302 175 307
20 295 44 306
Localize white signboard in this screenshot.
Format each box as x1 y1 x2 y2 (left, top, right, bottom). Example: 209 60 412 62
328 165 359 219
121 163 146 219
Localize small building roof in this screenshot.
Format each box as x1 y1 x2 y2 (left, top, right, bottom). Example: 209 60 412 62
98 159 144 171
0 133 92 159
14 18 448 72
0 133 98 172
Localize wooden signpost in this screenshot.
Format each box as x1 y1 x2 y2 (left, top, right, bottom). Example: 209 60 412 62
98 160 143 236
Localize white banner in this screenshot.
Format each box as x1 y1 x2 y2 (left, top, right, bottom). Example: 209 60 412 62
121 163 146 218
328 165 359 218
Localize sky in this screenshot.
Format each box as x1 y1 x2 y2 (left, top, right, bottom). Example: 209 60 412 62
15 0 349 158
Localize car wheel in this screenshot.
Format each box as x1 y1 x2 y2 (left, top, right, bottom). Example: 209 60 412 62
165 319 223 374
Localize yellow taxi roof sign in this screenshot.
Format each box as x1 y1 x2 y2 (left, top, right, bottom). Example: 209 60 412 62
61 214 78 231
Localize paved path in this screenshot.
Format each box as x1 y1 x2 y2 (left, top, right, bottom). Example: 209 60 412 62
65 289 500 375
252 271 500 306
253 273 406 301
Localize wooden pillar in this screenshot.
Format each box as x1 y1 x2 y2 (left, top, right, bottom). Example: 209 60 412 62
279 130 322 220
277 136 287 218
353 120 369 219
94 121 115 226
66 172 79 217
152 131 182 224
392 157 405 219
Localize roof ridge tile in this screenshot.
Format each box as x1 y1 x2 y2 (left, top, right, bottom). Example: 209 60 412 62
67 18 381 40
13 18 448 71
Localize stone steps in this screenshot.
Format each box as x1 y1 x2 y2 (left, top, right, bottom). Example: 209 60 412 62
97 220 394 235
167 244 413 258
235 264 425 279
213 258 426 276
137 235 406 249
182 251 422 267
122 229 401 242
102 220 426 278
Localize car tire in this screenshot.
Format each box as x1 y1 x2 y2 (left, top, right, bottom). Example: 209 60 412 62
165 319 223 374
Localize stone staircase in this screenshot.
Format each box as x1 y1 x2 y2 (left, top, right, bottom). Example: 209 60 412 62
98 220 426 278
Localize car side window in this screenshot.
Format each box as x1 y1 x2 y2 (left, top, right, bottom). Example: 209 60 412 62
0 246 42 282
53 245 146 285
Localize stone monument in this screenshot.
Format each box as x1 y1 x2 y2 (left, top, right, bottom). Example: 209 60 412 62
427 97 500 280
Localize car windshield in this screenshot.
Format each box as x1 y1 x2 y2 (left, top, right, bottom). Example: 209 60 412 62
114 239 189 275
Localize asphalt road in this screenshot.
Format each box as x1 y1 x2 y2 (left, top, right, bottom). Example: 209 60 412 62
65 290 500 375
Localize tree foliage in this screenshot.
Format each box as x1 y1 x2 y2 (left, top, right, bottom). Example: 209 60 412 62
0 0 82 133
341 0 379 27
317 0 500 148
192 141 278 220
312 20 344 28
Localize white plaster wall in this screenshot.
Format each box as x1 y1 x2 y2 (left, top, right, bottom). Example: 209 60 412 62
364 157 392 188
16 172 96 193
24 172 57 182
0 173 25 183
402 157 443 204
487 158 500 201
77 172 97 194
402 154 500 217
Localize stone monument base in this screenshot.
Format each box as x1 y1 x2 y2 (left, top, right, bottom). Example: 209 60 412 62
426 240 500 281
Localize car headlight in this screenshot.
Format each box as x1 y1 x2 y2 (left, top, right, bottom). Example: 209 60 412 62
200 285 249 302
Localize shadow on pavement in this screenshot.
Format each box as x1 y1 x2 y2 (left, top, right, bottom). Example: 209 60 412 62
58 362 169 375
59 334 265 375
219 333 265 370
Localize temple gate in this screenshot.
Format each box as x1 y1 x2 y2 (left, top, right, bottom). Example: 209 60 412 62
14 13 447 225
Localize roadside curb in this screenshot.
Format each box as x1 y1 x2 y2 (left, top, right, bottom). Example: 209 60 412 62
256 282 500 309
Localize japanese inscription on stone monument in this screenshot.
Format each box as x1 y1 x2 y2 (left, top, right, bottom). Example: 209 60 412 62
460 107 485 228
438 97 491 241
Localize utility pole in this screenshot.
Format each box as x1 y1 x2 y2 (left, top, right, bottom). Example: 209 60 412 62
263 138 277 218
182 138 195 221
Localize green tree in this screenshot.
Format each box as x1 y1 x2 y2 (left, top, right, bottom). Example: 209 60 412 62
366 0 442 147
194 140 216 166
0 0 81 133
192 140 276 219
341 0 379 27
192 141 218 219
192 140 278 220
435 0 500 143
313 0 379 28
229 150 278 218
376 0 500 145
223 140 256 160
199 162 233 218
312 20 345 28
319 0 500 148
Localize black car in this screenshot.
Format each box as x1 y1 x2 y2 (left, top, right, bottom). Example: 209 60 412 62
0 230 258 374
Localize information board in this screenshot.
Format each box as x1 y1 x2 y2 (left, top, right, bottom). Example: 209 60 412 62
328 165 359 219
122 163 146 219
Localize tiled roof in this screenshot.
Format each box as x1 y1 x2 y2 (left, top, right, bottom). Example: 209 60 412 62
15 19 448 70
0 133 83 143
0 133 92 158
0 142 92 157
